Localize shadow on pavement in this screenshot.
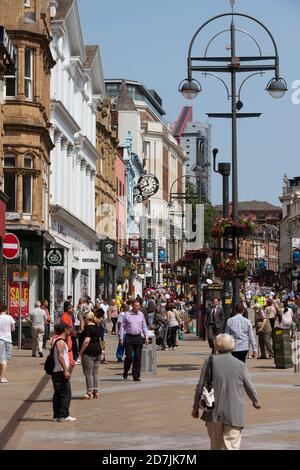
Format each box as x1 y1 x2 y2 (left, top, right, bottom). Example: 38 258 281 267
18 418 55 423
158 364 200 371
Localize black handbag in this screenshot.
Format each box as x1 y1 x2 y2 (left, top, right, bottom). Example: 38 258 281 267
199 355 215 411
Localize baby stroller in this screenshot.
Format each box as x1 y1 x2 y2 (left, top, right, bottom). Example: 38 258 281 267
153 312 168 349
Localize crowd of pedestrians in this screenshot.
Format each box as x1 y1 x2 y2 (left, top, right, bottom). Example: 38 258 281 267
1 281 300 449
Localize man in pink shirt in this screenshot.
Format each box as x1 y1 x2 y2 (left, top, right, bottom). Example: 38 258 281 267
120 300 148 381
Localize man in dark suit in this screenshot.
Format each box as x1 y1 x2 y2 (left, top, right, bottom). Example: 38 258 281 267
206 298 224 353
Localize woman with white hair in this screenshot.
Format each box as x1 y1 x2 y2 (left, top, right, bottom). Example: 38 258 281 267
192 334 261 450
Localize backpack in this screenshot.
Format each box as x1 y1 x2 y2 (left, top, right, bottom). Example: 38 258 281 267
44 338 66 375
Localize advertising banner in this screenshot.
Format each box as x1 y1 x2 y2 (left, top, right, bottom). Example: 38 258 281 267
8 281 29 318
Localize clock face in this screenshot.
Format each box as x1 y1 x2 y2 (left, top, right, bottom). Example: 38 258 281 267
138 174 159 197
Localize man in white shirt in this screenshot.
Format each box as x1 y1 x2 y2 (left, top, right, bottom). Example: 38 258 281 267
0 305 15 383
29 300 47 357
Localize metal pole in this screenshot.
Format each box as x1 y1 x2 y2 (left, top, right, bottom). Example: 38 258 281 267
18 248 22 350
230 19 240 309
220 163 232 329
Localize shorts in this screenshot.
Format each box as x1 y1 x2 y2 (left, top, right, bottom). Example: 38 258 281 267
0 340 13 364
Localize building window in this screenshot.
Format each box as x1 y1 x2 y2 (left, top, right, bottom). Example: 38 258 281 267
4 156 17 212
23 155 33 214
24 0 31 6
4 51 17 99
24 156 33 169
25 48 33 100
143 141 151 158
23 174 32 213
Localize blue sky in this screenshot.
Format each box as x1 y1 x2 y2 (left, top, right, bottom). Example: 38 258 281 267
78 0 300 207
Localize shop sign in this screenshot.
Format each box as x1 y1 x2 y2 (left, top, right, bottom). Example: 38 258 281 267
99 268 105 279
137 263 145 275
128 237 140 254
123 267 130 278
46 248 64 267
8 281 29 318
13 271 28 282
74 251 101 270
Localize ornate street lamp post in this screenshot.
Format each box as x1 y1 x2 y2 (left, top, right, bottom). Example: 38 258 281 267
179 1 287 308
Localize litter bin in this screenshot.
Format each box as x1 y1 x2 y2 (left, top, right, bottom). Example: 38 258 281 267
12 323 32 349
272 327 293 369
141 332 157 374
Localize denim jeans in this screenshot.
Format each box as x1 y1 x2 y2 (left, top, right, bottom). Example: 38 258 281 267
81 354 100 391
52 372 71 419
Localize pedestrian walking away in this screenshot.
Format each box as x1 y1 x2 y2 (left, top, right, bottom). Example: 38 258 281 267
192 334 261 450
29 300 47 357
225 301 257 363
119 300 148 381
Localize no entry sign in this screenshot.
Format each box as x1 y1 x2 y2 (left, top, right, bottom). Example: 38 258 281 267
3 233 20 260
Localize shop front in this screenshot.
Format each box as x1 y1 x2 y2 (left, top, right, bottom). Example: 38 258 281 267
0 191 8 302
98 239 118 301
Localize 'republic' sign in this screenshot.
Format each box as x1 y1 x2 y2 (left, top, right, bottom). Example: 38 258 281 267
3 233 20 260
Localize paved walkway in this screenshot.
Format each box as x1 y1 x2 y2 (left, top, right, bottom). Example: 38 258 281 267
1 333 300 450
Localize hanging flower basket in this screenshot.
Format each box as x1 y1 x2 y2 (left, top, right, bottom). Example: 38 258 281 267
184 248 211 261
212 216 257 239
161 263 172 270
215 257 249 281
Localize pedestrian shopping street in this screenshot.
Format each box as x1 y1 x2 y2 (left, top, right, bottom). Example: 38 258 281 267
1 331 300 451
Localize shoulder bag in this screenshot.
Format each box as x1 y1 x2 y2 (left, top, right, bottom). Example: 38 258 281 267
199 355 215 411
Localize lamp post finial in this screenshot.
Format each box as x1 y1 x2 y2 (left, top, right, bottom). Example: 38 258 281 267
229 0 235 10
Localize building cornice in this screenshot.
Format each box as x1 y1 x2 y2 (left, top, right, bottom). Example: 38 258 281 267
4 122 54 153
50 204 99 243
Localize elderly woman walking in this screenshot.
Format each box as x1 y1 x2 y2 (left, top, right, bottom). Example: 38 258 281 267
192 334 261 450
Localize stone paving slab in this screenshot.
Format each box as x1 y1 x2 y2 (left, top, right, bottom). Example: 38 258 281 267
1 334 300 450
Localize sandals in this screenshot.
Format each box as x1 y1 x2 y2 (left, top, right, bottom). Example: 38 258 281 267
81 392 93 400
93 391 100 399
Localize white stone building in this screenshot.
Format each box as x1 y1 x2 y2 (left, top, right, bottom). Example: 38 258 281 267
106 79 187 289
49 0 104 315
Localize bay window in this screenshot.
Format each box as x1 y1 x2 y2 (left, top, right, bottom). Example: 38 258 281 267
4 156 17 212
25 48 33 100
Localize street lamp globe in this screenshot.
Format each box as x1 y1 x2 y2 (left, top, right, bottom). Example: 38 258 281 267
178 79 202 100
266 77 288 99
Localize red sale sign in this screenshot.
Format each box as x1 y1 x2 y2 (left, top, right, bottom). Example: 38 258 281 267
8 281 30 318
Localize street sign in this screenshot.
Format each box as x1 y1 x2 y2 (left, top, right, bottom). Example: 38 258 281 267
158 247 166 263
293 249 300 264
3 233 20 260
13 272 28 282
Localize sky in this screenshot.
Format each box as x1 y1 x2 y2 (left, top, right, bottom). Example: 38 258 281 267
78 0 300 207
